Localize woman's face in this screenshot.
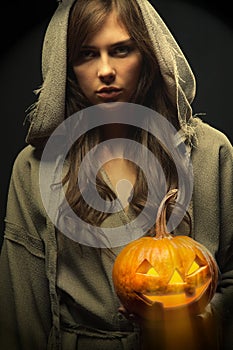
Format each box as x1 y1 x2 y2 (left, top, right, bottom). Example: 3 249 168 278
73 10 143 105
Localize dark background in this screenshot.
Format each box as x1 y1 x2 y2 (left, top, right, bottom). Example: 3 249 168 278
1 0 233 246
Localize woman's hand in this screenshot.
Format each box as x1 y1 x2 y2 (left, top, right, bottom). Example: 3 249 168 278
118 303 220 350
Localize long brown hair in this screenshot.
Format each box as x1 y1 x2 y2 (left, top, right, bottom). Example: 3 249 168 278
62 0 185 230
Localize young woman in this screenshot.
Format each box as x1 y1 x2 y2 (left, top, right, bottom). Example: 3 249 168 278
0 0 232 349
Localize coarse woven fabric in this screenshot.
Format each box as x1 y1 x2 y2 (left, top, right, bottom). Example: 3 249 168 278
25 0 196 147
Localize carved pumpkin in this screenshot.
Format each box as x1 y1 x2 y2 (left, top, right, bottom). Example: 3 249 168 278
112 189 219 320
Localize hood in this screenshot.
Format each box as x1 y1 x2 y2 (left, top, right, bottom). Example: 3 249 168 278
25 0 197 147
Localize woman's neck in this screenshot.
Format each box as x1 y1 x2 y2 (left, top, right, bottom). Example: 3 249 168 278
103 158 136 210
100 123 130 141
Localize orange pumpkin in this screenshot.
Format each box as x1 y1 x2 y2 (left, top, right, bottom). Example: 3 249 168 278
112 189 219 321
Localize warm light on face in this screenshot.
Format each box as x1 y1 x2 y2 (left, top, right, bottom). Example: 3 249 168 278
73 10 142 105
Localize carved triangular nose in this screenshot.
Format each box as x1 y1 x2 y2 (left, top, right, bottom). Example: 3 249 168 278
169 270 184 284
146 267 159 277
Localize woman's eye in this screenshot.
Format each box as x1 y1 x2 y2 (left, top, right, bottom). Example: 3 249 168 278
113 46 133 57
79 50 97 60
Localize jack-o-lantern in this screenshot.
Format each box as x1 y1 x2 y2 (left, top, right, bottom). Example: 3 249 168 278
112 189 219 321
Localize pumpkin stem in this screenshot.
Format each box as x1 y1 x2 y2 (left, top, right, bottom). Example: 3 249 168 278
154 189 178 238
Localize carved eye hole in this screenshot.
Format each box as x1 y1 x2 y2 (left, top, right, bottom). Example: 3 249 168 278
188 260 200 275
136 258 204 280
136 259 159 276
188 256 207 275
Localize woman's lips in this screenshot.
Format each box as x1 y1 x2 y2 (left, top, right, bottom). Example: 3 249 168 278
96 88 122 101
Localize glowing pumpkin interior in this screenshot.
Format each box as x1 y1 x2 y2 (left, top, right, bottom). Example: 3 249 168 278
112 189 219 318
135 256 211 308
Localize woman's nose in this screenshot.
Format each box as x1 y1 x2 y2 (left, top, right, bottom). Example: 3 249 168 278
97 56 116 84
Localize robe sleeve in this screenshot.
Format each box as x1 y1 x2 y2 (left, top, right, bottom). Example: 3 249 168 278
0 146 53 350
211 139 233 350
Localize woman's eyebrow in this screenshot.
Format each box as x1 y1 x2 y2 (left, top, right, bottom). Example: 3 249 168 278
81 38 134 49
110 38 134 47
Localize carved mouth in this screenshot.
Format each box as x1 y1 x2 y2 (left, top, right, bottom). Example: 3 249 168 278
134 280 210 308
